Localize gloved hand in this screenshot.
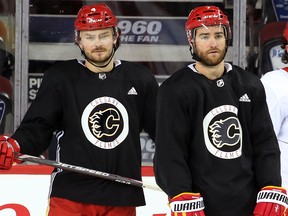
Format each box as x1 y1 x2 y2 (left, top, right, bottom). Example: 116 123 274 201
169 192 205 216
254 186 288 216
0 135 21 169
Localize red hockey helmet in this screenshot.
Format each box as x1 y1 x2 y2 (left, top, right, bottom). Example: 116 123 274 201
284 22 288 41
185 6 231 42
74 4 117 31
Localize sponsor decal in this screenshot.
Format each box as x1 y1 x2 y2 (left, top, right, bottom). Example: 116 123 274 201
256 190 288 207
170 197 204 212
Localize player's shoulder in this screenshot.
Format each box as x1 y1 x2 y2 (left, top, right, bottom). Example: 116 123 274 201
48 59 78 68
231 64 255 77
231 64 260 82
158 66 194 97
116 60 156 81
261 69 288 81
261 69 288 92
161 66 194 87
43 59 82 78
118 60 151 73
45 59 80 74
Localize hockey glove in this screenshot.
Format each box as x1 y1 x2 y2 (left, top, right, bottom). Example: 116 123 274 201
0 135 21 169
169 192 205 216
254 186 288 216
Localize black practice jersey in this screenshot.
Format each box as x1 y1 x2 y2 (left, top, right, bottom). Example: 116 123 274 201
154 63 281 216
12 59 158 206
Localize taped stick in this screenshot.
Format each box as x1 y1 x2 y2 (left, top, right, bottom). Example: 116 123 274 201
15 153 162 192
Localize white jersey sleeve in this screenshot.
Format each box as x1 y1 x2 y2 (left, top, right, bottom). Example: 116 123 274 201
261 69 288 143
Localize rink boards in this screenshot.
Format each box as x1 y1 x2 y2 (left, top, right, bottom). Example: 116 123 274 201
0 165 170 216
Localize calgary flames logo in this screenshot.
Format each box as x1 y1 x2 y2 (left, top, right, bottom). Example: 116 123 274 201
81 96 129 149
89 108 120 139
209 117 241 148
203 105 242 159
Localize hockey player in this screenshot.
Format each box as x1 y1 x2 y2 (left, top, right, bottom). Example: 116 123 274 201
261 22 288 189
0 3 158 216
153 6 287 216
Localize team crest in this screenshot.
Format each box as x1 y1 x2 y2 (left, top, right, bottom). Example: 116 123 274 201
81 96 129 149
203 105 242 159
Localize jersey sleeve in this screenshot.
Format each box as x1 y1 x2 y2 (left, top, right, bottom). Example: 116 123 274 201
154 80 193 198
12 66 63 156
142 74 159 142
250 82 281 187
262 82 285 136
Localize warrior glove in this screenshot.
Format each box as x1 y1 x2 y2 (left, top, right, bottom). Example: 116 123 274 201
169 192 205 216
0 135 20 169
254 186 288 216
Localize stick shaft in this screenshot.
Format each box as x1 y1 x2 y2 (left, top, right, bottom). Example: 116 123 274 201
15 153 162 191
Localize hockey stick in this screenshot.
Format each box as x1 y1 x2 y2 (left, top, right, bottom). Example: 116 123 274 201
15 153 162 192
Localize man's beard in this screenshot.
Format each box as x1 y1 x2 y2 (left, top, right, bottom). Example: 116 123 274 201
85 48 113 66
195 47 226 66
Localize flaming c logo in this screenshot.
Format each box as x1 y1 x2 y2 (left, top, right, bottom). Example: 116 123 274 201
203 105 242 159
81 96 129 149
0 204 30 216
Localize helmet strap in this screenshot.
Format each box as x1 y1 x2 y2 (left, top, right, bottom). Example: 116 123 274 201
189 45 202 62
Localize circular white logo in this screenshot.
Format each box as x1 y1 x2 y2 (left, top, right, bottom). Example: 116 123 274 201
81 96 129 149
203 105 242 159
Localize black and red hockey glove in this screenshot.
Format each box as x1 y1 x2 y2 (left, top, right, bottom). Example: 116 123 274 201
169 192 205 216
0 135 21 169
254 186 288 216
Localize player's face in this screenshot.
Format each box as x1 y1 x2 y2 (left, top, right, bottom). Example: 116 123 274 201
79 28 117 65
193 25 227 66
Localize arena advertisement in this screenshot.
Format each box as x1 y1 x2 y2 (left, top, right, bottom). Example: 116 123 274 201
271 0 288 21
29 16 187 45
0 166 170 216
28 73 43 102
141 133 155 165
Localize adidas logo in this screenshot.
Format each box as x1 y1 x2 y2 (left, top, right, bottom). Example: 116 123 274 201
239 94 251 102
128 87 138 95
